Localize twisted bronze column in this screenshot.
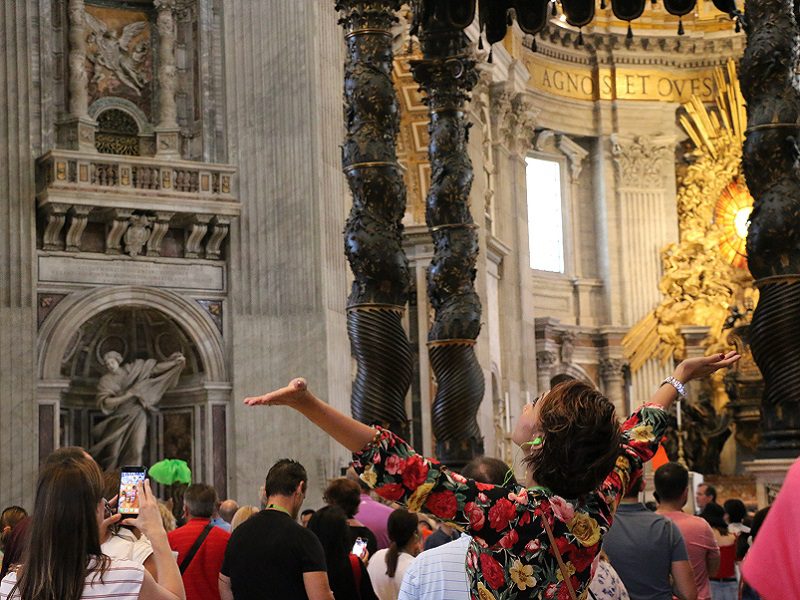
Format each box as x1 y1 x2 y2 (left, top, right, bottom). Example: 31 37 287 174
741 0 800 456
411 5 484 466
337 1 413 438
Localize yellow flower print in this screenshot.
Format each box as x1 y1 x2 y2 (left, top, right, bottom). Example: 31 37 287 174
615 455 630 471
510 559 536 591
406 482 434 512
556 560 577 582
476 582 497 600
568 512 601 547
629 424 655 443
360 465 377 488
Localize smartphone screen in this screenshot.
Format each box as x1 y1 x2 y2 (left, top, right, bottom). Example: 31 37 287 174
351 537 368 558
118 466 147 515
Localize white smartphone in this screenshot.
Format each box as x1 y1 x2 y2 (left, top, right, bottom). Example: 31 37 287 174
351 537 368 558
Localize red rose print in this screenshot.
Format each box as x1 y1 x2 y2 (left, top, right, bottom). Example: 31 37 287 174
518 511 531 526
488 498 517 532
401 455 429 489
558 582 574 600
524 538 541 554
569 543 598 572
475 481 495 492
545 583 558 598
479 553 506 590
385 454 403 475
465 501 485 530
498 528 519 549
375 483 405 501
426 490 458 519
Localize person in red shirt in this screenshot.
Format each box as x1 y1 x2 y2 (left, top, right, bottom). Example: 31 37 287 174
169 483 230 600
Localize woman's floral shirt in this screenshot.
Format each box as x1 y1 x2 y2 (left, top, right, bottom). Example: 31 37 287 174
352 404 667 600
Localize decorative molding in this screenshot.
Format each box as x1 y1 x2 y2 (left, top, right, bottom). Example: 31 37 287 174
611 134 673 187
560 331 577 365
184 214 212 258
105 208 133 254
42 203 69 251
65 205 92 252
205 216 230 260
536 349 557 370
557 135 589 182
491 84 539 155
146 211 174 256
600 358 627 380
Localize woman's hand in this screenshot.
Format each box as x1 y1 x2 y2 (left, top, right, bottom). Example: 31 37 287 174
121 480 167 543
244 378 313 411
674 351 741 383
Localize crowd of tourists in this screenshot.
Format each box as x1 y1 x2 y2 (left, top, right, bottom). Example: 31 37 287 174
0 351 794 600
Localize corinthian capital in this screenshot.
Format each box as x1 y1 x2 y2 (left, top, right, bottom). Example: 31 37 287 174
599 358 627 380
491 84 539 155
611 134 672 187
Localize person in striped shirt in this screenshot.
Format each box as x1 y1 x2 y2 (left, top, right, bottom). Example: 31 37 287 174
0 452 185 600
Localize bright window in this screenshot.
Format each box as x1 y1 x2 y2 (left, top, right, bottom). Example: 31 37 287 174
526 157 565 273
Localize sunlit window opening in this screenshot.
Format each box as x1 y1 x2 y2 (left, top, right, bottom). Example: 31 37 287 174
526 157 565 273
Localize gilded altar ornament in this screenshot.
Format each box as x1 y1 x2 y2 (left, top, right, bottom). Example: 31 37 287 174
624 60 754 374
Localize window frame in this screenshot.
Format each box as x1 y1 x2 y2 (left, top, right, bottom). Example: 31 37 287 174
524 151 572 277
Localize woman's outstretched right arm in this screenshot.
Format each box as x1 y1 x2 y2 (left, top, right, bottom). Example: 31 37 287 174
244 378 377 452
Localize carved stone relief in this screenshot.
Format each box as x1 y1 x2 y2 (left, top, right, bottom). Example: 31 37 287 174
611 134 672 188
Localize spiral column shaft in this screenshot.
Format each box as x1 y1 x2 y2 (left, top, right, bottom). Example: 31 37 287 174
740 0 800 456
411 5 484 467
336 1 413 438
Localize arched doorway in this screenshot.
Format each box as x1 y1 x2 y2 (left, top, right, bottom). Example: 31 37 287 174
37 286 230 495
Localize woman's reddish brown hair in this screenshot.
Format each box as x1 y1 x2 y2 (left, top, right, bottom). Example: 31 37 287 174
523 380 621 498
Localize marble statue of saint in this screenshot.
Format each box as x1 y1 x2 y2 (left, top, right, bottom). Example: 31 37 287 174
91 350 185 470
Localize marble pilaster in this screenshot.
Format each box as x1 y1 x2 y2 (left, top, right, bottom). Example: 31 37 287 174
223 1 350 509
0 2 39 510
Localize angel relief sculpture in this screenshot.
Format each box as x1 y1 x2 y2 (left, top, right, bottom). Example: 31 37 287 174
85 12 149 95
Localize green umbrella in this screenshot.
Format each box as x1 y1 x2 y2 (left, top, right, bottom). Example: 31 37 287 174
148 459 192 486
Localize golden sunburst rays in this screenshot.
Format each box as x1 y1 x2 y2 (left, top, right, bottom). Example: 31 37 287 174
714 180 753 270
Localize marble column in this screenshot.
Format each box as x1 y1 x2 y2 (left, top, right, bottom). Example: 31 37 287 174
611 134 677 404
154 0 180 156
0 2 39 510
59 0 95 150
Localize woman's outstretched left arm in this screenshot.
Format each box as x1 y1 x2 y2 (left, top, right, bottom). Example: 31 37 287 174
244 378 377 452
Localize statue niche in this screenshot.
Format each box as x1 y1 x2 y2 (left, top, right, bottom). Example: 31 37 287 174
91 349 184 470
60 306 204 470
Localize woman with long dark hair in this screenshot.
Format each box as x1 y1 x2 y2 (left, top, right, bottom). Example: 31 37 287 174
701 503 737 600
246 352 738 599
0 453 185 600
367 508 419 600
307 506 378 600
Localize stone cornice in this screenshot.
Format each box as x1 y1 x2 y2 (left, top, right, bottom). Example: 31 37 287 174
524 23 744 69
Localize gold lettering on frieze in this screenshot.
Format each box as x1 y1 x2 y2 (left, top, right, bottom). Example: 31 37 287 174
523 53 718 103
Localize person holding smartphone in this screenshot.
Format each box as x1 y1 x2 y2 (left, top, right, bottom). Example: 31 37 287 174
0 453 185 600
